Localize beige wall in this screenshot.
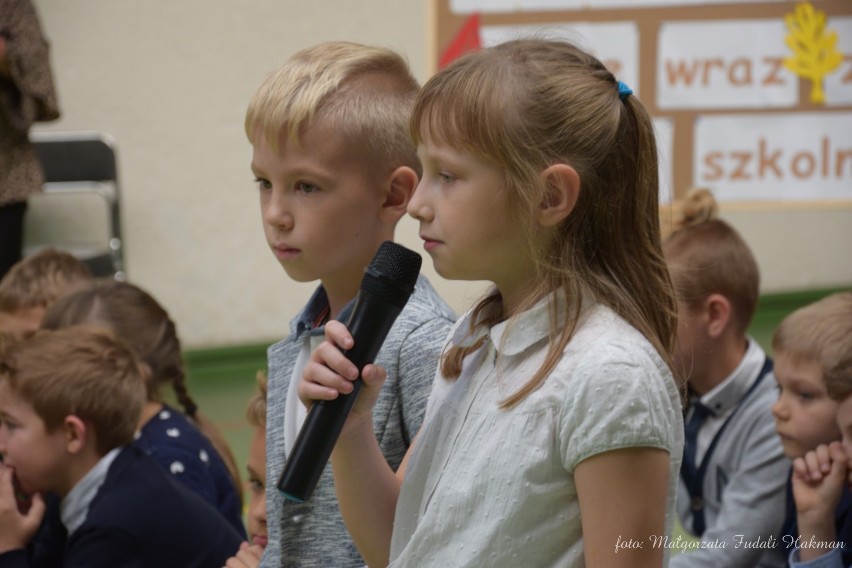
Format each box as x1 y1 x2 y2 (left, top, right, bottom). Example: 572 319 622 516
30 0 851 348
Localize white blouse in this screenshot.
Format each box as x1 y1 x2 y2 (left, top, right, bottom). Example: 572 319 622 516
390 298 684 567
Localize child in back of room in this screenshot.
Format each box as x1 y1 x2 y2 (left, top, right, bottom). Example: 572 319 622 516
300 38 684 567
772 291 852 567
663 188 789 567
0 248 92 339
0 326 242 567
40 279 246 537
226 370 269 568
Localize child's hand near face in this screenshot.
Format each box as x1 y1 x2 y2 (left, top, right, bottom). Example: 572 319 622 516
224 541 264 568
0 465 45 554
792 442 848 561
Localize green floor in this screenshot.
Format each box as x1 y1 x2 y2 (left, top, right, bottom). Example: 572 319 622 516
185 286 847 497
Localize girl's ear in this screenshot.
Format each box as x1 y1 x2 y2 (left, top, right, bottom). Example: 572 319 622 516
64 415 87 455
538 164 580 227
380 166 418 223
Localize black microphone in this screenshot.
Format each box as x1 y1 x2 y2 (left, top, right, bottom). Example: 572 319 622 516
277 241 422 502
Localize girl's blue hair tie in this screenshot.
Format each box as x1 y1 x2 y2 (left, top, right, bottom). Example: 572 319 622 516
617 81 633 101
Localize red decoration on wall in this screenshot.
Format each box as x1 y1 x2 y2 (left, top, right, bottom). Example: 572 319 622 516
439 13 481 69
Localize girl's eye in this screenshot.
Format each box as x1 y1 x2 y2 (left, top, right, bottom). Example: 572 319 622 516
254 178 272 191
249 478 264 493
296 182 319 194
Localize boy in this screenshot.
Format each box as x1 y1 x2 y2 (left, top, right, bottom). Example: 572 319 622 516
245 41 456 567
0 326 243 567
0 248 91 338
772 291 852 567
226 370 269 568
664 188 789 567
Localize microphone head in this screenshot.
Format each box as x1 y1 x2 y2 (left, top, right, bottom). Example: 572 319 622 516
361 241 422 307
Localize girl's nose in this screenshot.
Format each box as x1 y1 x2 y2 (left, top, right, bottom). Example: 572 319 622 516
407 180 432 222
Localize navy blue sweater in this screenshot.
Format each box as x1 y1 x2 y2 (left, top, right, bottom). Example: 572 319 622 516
1 446 242 567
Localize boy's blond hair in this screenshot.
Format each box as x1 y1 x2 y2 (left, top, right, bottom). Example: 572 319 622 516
773 291 852 400
246 370 268 429
0 326 146 455
245 41 420 177
0 248 92 312
663 188 760 334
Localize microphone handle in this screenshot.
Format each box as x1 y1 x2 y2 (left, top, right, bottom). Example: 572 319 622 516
276 292 403 502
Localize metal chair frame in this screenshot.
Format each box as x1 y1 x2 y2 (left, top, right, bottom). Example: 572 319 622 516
28 130 125 280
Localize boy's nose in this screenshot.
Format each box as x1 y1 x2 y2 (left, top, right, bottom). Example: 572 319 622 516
250 495 267 523
263 194 294 231
771 398 787 420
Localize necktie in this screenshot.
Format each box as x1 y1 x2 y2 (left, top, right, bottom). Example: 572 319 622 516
683 401 712 476
682 400 714 535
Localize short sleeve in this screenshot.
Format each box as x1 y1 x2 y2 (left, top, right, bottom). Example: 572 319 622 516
560 341 678 472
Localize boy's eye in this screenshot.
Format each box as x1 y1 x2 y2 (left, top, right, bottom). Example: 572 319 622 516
797 391 816 401
296 182 319 194
438 171 456 184
254 177 272 191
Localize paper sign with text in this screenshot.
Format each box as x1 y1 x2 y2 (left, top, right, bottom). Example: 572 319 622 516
694 112 852 201
658 19 797 109
824 17 852 107
451 0 788 14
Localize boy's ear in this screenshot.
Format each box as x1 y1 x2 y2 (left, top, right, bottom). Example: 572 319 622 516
379 166 418 223
538 164 580 227
63 415 88 455
703 293 732 338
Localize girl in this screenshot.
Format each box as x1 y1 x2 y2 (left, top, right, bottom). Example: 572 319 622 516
301 39 683 567
40 279 246 537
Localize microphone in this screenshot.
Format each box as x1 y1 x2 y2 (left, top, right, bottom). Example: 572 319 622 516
277 241 423 502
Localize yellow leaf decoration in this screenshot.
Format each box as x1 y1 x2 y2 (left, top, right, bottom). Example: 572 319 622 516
783 1 844 104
